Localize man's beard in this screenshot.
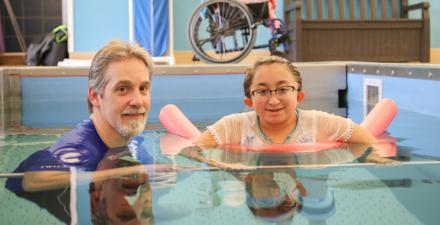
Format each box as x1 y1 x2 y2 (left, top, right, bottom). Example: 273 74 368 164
118 118 147 137
118 108 148 137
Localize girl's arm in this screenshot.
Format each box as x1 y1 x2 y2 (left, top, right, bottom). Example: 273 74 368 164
348 124 377 144
196 130 218 148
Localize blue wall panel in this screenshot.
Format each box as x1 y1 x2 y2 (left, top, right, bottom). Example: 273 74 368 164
74 0 129 52
21 77 89 127
150 74 245 124
347 74 440 117
20 74 245 128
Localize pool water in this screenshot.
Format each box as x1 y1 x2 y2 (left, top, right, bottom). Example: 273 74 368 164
1 104 440 225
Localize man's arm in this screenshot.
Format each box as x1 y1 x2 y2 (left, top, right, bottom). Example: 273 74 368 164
22 165 152 192
23 171 71 192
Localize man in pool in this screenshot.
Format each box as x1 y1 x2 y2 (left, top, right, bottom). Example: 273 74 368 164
6 40 154 192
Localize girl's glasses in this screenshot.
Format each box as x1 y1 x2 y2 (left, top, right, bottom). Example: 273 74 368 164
251 86 297 97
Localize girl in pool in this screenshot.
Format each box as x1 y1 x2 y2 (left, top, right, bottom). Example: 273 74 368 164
197 56 377 147
244 160 307 223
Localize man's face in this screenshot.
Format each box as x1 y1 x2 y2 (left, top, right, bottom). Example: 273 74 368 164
93 174 152 225
96 58 151 138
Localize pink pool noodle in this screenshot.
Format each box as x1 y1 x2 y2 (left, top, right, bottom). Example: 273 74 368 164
159 99 398 153
160 134 194 155
159 104 201 141
360 98 398 137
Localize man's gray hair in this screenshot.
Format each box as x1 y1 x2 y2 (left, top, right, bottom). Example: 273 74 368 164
88 40 153 113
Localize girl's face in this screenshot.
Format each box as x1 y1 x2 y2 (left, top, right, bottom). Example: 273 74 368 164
244 63 304 128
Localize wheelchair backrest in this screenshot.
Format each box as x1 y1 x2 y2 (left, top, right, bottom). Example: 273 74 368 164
242 1 270 21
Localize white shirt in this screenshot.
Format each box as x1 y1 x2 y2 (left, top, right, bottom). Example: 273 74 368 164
207 110 354 145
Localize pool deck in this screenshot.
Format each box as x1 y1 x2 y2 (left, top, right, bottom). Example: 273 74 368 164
1 61 439 77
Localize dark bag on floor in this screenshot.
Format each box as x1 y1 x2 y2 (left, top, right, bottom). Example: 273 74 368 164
26 25 68 66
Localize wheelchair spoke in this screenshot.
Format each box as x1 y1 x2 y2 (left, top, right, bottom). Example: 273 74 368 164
231 14 249 28
215 4 223 29
222 3 235 25
225 8 240 26
220 37 226 58
205 9 215 22
218 5 236 30
196 38 211 47
213 35 224 54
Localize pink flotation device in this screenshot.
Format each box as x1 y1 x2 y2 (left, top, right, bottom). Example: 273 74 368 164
159 104 201 141
360 98 398 137
159 133 195 155
159 98 398 153
219 142 347 153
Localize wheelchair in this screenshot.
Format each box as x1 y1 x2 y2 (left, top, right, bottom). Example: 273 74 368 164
187 0 290 64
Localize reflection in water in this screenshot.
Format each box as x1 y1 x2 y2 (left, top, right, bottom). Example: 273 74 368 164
176 140 399 224
5 148 76 224
178 147 321 223
89 149 153 225
243 155 307 223
5 137 156 225
4 133 402 224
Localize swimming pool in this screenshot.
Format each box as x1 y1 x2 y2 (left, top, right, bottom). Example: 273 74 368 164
1 63 440 225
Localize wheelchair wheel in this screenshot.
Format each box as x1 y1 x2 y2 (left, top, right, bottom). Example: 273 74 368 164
188 0 256 64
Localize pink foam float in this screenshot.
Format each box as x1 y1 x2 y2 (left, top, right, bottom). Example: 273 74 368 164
159 98 397 153
159 104 201 141
360 98 398 137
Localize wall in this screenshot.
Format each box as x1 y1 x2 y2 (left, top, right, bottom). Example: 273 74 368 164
69 0 439 62
346 63 440 117
72 0 129 52
1 63 345 128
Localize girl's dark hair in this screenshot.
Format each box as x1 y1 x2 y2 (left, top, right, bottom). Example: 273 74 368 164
243 56 302 98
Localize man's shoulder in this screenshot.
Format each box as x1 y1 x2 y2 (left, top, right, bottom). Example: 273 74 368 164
51 120 102 149
62 119 97 141
47 119 106 169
